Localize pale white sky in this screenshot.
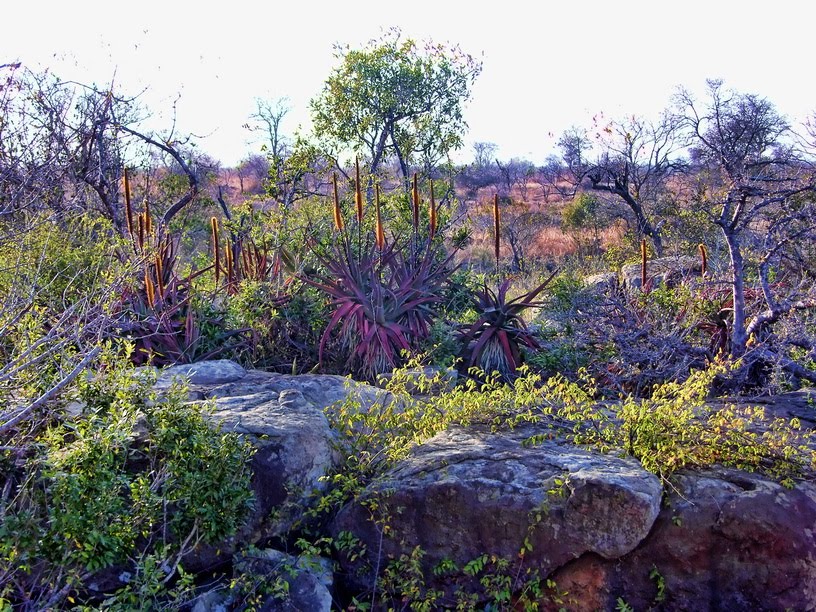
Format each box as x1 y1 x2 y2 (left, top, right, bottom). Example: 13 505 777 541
4 0 814 167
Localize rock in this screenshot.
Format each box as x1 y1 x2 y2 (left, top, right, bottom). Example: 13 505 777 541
233 549 333 612
181 367 389 571
190 589 230 612
209 388 339 541
583 272 618 293
549 468 816 611
331 425 662 594
621 255 701 290
158 359 247 386
202 370 389 414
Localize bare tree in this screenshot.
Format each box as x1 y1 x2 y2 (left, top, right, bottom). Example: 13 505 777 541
0 65 202 235
676 80 816 373
495 157 535 202
554 112 685 256
472 141 498 169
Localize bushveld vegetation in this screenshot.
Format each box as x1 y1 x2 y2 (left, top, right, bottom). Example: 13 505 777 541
2 27 816 609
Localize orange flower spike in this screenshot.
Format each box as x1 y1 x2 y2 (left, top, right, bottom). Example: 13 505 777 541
155 253 165 299
355 157 364 223
493 193 500 268
123 168 134 240
143 201 152 236
211 217 220 285
137 213 145 251
429 179 437 240
641 239 648 288
144 270 155 309
332 172 344 231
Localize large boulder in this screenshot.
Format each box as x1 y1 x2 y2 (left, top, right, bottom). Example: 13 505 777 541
202 370 388 414
166 362 388 570
331 424 663 593
549 468 816 611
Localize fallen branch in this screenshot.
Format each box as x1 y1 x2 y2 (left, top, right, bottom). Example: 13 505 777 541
0 346 101 435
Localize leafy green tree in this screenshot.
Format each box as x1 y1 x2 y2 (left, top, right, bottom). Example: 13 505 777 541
310 28 482 192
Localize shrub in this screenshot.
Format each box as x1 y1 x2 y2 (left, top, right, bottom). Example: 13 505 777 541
318 360 814 608
0 346 255 609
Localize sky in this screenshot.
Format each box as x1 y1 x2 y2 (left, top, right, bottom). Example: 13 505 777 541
4 0 815 167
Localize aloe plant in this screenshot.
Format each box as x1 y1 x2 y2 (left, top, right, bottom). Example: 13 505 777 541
117 208 249 366
306 233 455 380
457 272 557 382
211 216 287 295
305 170 456 380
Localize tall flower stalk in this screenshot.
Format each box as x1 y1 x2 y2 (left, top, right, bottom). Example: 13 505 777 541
493 193 501 272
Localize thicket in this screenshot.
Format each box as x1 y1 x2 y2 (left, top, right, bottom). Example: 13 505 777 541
2 55 816 609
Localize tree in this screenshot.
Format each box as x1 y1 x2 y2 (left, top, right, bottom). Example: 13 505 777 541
496 157 535 202
554 111 685 256
676 80 816 371
501 201 548 272
472 141 498 169
310 28 482 193
0 64 201 236
245 97 323 208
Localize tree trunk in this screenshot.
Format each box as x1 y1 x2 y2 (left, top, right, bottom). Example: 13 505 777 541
723 228 748 357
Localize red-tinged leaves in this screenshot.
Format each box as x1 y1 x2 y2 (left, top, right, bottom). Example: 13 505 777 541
496 329 517 370
304 212 457 380
457 272 557 381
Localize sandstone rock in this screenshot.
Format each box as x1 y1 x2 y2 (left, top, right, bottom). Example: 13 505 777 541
202 369 389 414
332 425 662 593
549 468 816 611
209 387 339 542
158 359 247 386
183 367 389 571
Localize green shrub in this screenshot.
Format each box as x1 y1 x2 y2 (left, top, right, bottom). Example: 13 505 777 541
0 347 255 609
0 213 123 312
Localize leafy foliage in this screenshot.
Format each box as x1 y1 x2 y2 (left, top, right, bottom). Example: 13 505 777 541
311 27 482 176
0 346 255 609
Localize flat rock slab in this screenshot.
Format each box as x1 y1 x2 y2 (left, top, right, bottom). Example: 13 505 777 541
157 359 247 386
332 425 662 591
